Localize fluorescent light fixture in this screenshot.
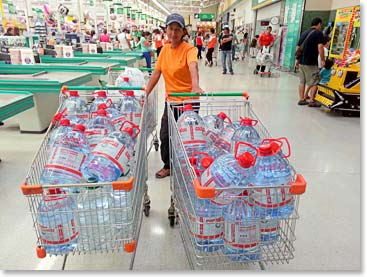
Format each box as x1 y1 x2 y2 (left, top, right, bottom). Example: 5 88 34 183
151 0 171 15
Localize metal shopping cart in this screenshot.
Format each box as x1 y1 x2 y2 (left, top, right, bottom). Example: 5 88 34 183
21 85 157 268
166 92 307 270
107 67 159 153
254 46 274 78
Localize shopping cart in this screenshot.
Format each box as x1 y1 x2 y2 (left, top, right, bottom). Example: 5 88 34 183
254 46 274 77
167 92 307 270
107 67 159 153
20 85 155 268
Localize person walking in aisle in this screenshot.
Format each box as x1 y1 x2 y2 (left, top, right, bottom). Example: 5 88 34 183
249 35 259 58
196 32 203 59
241 32 249 60
117 28 132 51
153 29 164 57
205 28 217 67
137 31 153 69
256 26 274 73
145 13 203 179
99 29 110 42
295 17 325 107
219 27 234 75
231 30 239 61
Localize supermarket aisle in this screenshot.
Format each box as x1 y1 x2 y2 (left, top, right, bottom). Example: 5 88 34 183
0 58 360 270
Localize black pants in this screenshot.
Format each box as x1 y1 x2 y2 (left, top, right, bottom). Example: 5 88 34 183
256 65 266 72
156 46 162 57
160 102 200 169
197 46 202 59
206 48 214 63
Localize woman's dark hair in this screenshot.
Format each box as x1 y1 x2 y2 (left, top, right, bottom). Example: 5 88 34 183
210 28 215 34
144 31 151 37
6 27 14 34
14 27 20 36
324 58 334 70
91 30 96 36
311 17 322 27
51 31 56 36
323 35 331 45
244 32 248 39
103 29 107 35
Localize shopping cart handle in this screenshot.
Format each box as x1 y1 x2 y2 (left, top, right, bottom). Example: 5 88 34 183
167 92 250 98
193 178 216 199
109 67 154 72
290 174 307 195
21 182 43 195
112 176 134 191
61 85 145 91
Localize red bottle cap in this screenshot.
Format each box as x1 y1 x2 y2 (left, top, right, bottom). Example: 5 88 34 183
259 144 273 156
125 90 134 97
123 77 129 82
73 124 85 133
189 157 197 166
237 152 255 168
97 90 107 97
60 118 71 126
241 117 253 126
201 156 214 169
48 188 62 195
217 112 227 120
98 103 108 110
69 90 79 97
124 127 134 136
97 109 107 117
183 104 193 111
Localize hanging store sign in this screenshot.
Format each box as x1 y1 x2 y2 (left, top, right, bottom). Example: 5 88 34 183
194 13 215 21
252 0 280 10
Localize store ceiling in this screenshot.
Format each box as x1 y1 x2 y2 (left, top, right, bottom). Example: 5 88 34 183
152 0 220 14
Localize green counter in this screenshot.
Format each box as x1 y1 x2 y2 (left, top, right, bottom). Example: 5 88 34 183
0 72 92 133
40 55 137 66
75 51 144 59
0 90 34 122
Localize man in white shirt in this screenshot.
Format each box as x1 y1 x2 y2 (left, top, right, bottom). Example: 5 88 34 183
117 28 131 51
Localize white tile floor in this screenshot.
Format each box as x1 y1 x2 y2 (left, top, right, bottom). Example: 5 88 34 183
0 57 360 270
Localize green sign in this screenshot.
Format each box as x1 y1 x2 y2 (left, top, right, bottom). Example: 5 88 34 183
194 13 215 21
123 7 131 14
89 0 94 6
117 7 123 14
282 0 304 69
8 3 16 14
140 13 146 20
131 13 136 20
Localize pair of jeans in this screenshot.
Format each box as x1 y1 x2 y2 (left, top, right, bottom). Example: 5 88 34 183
160 102 200 169
197 46 202 59
206 48 214 63
221 50 233 73
232 44 236 60
143 51 152 69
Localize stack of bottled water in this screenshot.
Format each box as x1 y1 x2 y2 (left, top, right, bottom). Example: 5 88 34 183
119 91 142 126
90 91 114 118
60 91 89 125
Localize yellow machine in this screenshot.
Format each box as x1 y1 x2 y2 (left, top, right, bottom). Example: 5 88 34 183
315 63 360 115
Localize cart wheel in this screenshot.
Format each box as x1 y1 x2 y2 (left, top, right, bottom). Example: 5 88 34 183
268 74 271 78
253 69 257 75
169 215 175 227
154 141 159 151
168 202 176 227
144 206 150 217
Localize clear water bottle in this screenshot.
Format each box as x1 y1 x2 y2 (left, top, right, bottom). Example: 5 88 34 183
201 142 258 206
177 104 208 157
119 90 142 127
203 112 231 144
60 90 89 125
189 152 213 178
41 124 90 186
85 109 115 148
215 121 241 153
231 117 261 155
82 121 139 182
97 103 126 131
110 173 133 238
115 76 131 87
190 198 224 252
90 90 113 118
47 118 72 153
77 177 112 251
251 138 294 218
223 198 260 261
37 188 79 255
204 144 226 160
260 217 279 244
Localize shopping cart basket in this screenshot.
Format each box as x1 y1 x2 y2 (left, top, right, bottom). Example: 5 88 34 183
20 85 153 269
107 67 159 153
167 92 307 270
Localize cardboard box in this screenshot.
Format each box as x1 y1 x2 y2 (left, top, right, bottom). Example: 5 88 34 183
20 49 35 65
82 43 89 53
89 44 97 54
9 48 21 64
55 45 63 58
63 46 74 58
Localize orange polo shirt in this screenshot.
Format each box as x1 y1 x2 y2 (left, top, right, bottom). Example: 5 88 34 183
155 41 199 102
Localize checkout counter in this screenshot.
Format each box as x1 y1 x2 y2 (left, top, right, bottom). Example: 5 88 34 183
40 55 137 67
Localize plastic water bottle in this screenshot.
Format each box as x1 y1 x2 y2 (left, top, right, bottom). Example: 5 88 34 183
110 173 133 238
90 91 113 118
97 103 126 131
204 144 226 160
189 152 213 178
190 198 224 252
82 122 139 182
203 112 231 144
61 91 89 125
251 138 294 218
47 118 72 153
115 76 131 87
37 188 79 255
200 142 258 206
40 124 90 186
260 217 279 244
77 177 112 251
177 104 208 157
223 198 260 261
215 121 241 153
85 109 115 148
119 91 142 126
231 117 261 155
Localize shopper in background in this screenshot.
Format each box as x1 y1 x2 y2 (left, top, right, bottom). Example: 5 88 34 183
117 28 132 51
296 17 325 107
318 36 331 69
145 13 202 179
90 30 97 43
205 28 217 67
219 27 234 75
256 26 274 72
14 27 20 36
231 30 239 61
4 27 15 36
241 32 249 60
249 34 259 58
153 29 164 56
196 32 203 59
99 29 111 42
138 31 153 69
48 32 56 45
319 58 334 84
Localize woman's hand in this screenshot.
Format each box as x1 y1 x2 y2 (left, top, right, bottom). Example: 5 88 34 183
192 86 204 95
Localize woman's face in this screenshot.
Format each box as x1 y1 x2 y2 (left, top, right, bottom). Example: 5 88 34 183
167 22 184 43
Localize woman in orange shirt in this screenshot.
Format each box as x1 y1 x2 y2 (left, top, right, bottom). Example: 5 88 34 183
146 13 203 179
205 28 217 67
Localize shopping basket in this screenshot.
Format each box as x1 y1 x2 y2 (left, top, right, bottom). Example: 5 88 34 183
167 92 307 270
20 85 155 269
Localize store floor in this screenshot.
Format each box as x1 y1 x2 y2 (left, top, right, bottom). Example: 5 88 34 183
0 58 360 270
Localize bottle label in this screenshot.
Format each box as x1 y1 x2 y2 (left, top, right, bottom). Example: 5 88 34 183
121 112 141 126
76 113 89 120
188 212 223 239
39 218 79 245
224 222 259 249
92 138 131 173
179 125 207 146
111 116 127 126
215 128 234 151
85 128 109 147
252 187 293 209
45 147 86 177
260 218 279 234
205 130 219 143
